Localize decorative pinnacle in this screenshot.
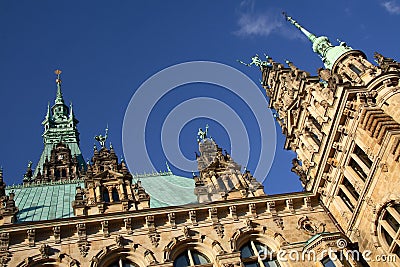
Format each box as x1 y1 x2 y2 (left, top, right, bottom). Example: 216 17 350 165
166 161 172 173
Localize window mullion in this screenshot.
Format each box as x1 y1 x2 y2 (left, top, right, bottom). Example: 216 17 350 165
381 220 397 240
250 241 266 267
188 250 195 266
387 206 400 224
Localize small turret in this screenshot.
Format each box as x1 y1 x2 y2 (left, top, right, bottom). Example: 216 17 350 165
194 125 265 203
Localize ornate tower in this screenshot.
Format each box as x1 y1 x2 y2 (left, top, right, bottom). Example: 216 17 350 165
30 70 85 183
256 13 400 263
193 126 265 203
72 129 150 216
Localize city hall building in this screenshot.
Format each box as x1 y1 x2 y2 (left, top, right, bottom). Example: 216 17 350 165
0 14 400 267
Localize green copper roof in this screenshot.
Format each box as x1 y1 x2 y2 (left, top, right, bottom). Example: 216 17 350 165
283 13 353 69
136 172 197 208
5 172 196 222
5 180 83 223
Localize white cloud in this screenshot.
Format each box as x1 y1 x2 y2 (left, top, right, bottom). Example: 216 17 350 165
233 1 305 41
382 1 400 14
235 13 282 37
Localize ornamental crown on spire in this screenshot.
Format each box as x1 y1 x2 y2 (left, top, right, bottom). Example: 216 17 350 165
282 12 353 69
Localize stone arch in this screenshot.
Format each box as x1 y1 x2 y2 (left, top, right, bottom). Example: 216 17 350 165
90 243 154 267
229 226 287 253
163 235 215 264
371 194 400 249
16 252 79 267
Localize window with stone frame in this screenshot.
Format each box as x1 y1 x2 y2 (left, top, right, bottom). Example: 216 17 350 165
338 188 355 212
348 144 372 183
353 144 373 169
378 203 400 258
348 158 368 181
240 240 280 267
337 176 359 213
173 249 212 267
108 258 138 267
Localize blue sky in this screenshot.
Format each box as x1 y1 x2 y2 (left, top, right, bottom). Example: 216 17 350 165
1 0 399 194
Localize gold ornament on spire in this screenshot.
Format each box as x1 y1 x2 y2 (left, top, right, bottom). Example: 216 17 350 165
54 69 62 84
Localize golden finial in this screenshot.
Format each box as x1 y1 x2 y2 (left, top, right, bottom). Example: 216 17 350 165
54 69 62 84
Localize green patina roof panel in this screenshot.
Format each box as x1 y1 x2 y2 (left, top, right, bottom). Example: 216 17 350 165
5 180 84 223
136 173 197 208
4 173 196 223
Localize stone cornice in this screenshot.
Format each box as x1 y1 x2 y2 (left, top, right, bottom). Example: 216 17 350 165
0 192 316 233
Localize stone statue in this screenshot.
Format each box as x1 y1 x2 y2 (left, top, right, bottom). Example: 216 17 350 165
95 126 108 148
197 124 209 142
237 54 271 68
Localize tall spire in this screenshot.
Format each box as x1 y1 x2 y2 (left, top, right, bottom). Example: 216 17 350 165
283 12 353 69
55 69 64 104
35 69 86 178
283 12 317 42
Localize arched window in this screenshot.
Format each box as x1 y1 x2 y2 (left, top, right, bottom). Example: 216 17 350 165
108 257 138 267
173 250 211 267
378 203 400 257
240 241 280 267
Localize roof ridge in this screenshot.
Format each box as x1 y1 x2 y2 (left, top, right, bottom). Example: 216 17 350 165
6 179 84 189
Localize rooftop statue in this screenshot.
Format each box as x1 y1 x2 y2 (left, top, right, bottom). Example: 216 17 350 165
197 124 209 142
237 54 272 68
95 125 108 148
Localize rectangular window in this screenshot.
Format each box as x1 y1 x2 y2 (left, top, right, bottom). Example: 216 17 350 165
349 158 368 181
349 64 362 75
353 145 373 169
309 115 322 131
342 177 359 201
321 257 336 267
338 189 354 211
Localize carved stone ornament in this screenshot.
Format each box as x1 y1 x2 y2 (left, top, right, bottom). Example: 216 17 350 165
297 216 325 235
214 223 224 238
78 240 90 257
0 252 11 267
39 244 50 259
115 235 124 248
